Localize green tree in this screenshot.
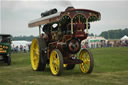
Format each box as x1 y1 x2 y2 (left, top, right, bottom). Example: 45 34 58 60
100 28 128 39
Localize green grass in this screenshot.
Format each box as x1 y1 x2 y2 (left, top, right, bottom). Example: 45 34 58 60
0 47 128 85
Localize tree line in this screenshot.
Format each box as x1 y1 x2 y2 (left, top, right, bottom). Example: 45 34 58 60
12 35 37 41
100 28 128 39
12 28 128 40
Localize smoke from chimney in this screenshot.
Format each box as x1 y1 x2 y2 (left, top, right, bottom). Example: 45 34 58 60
59 0 73 8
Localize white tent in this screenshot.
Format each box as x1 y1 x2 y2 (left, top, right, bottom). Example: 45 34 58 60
121 35 128 40
11 40 31 51
82 36 106 48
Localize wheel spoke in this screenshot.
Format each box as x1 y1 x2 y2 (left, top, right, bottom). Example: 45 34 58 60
55 64 59 72
80 64 85 72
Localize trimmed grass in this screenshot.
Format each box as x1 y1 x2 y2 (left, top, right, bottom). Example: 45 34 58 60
0 47 128 85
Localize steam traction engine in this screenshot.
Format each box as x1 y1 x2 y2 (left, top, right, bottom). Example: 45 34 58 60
28 7 101 76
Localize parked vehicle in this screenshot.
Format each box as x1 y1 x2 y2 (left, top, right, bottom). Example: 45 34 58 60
0 34 12 65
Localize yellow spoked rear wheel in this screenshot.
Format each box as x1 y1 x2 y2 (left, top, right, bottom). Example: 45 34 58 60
79 49 94 73
50 49 63 76
31 38 39 70
30 38 46 71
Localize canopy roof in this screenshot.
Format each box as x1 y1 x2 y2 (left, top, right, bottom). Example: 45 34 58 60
28 8 101 28
0 34 11 37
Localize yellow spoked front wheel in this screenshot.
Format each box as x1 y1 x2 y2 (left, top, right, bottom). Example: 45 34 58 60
50 49 63 76
79 49 94 74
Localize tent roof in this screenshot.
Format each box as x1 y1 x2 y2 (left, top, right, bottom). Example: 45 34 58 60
121 35 128 40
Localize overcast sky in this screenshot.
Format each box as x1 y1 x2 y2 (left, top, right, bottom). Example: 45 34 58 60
1 0 128 36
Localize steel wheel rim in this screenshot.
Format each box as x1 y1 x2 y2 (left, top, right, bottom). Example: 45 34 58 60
31 39 39 70
79 50 90 73
50 50 60 75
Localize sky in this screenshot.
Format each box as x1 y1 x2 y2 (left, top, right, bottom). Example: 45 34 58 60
1 0 128 36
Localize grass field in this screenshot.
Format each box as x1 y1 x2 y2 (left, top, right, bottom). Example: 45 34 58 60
0 47 128 85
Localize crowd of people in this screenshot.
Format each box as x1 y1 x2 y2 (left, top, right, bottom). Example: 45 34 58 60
11 45 30 53
82 40 128 48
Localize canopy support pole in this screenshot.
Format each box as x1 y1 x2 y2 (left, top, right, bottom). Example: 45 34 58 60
71 19 73 34
86 19 88 34
39 25 41 36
